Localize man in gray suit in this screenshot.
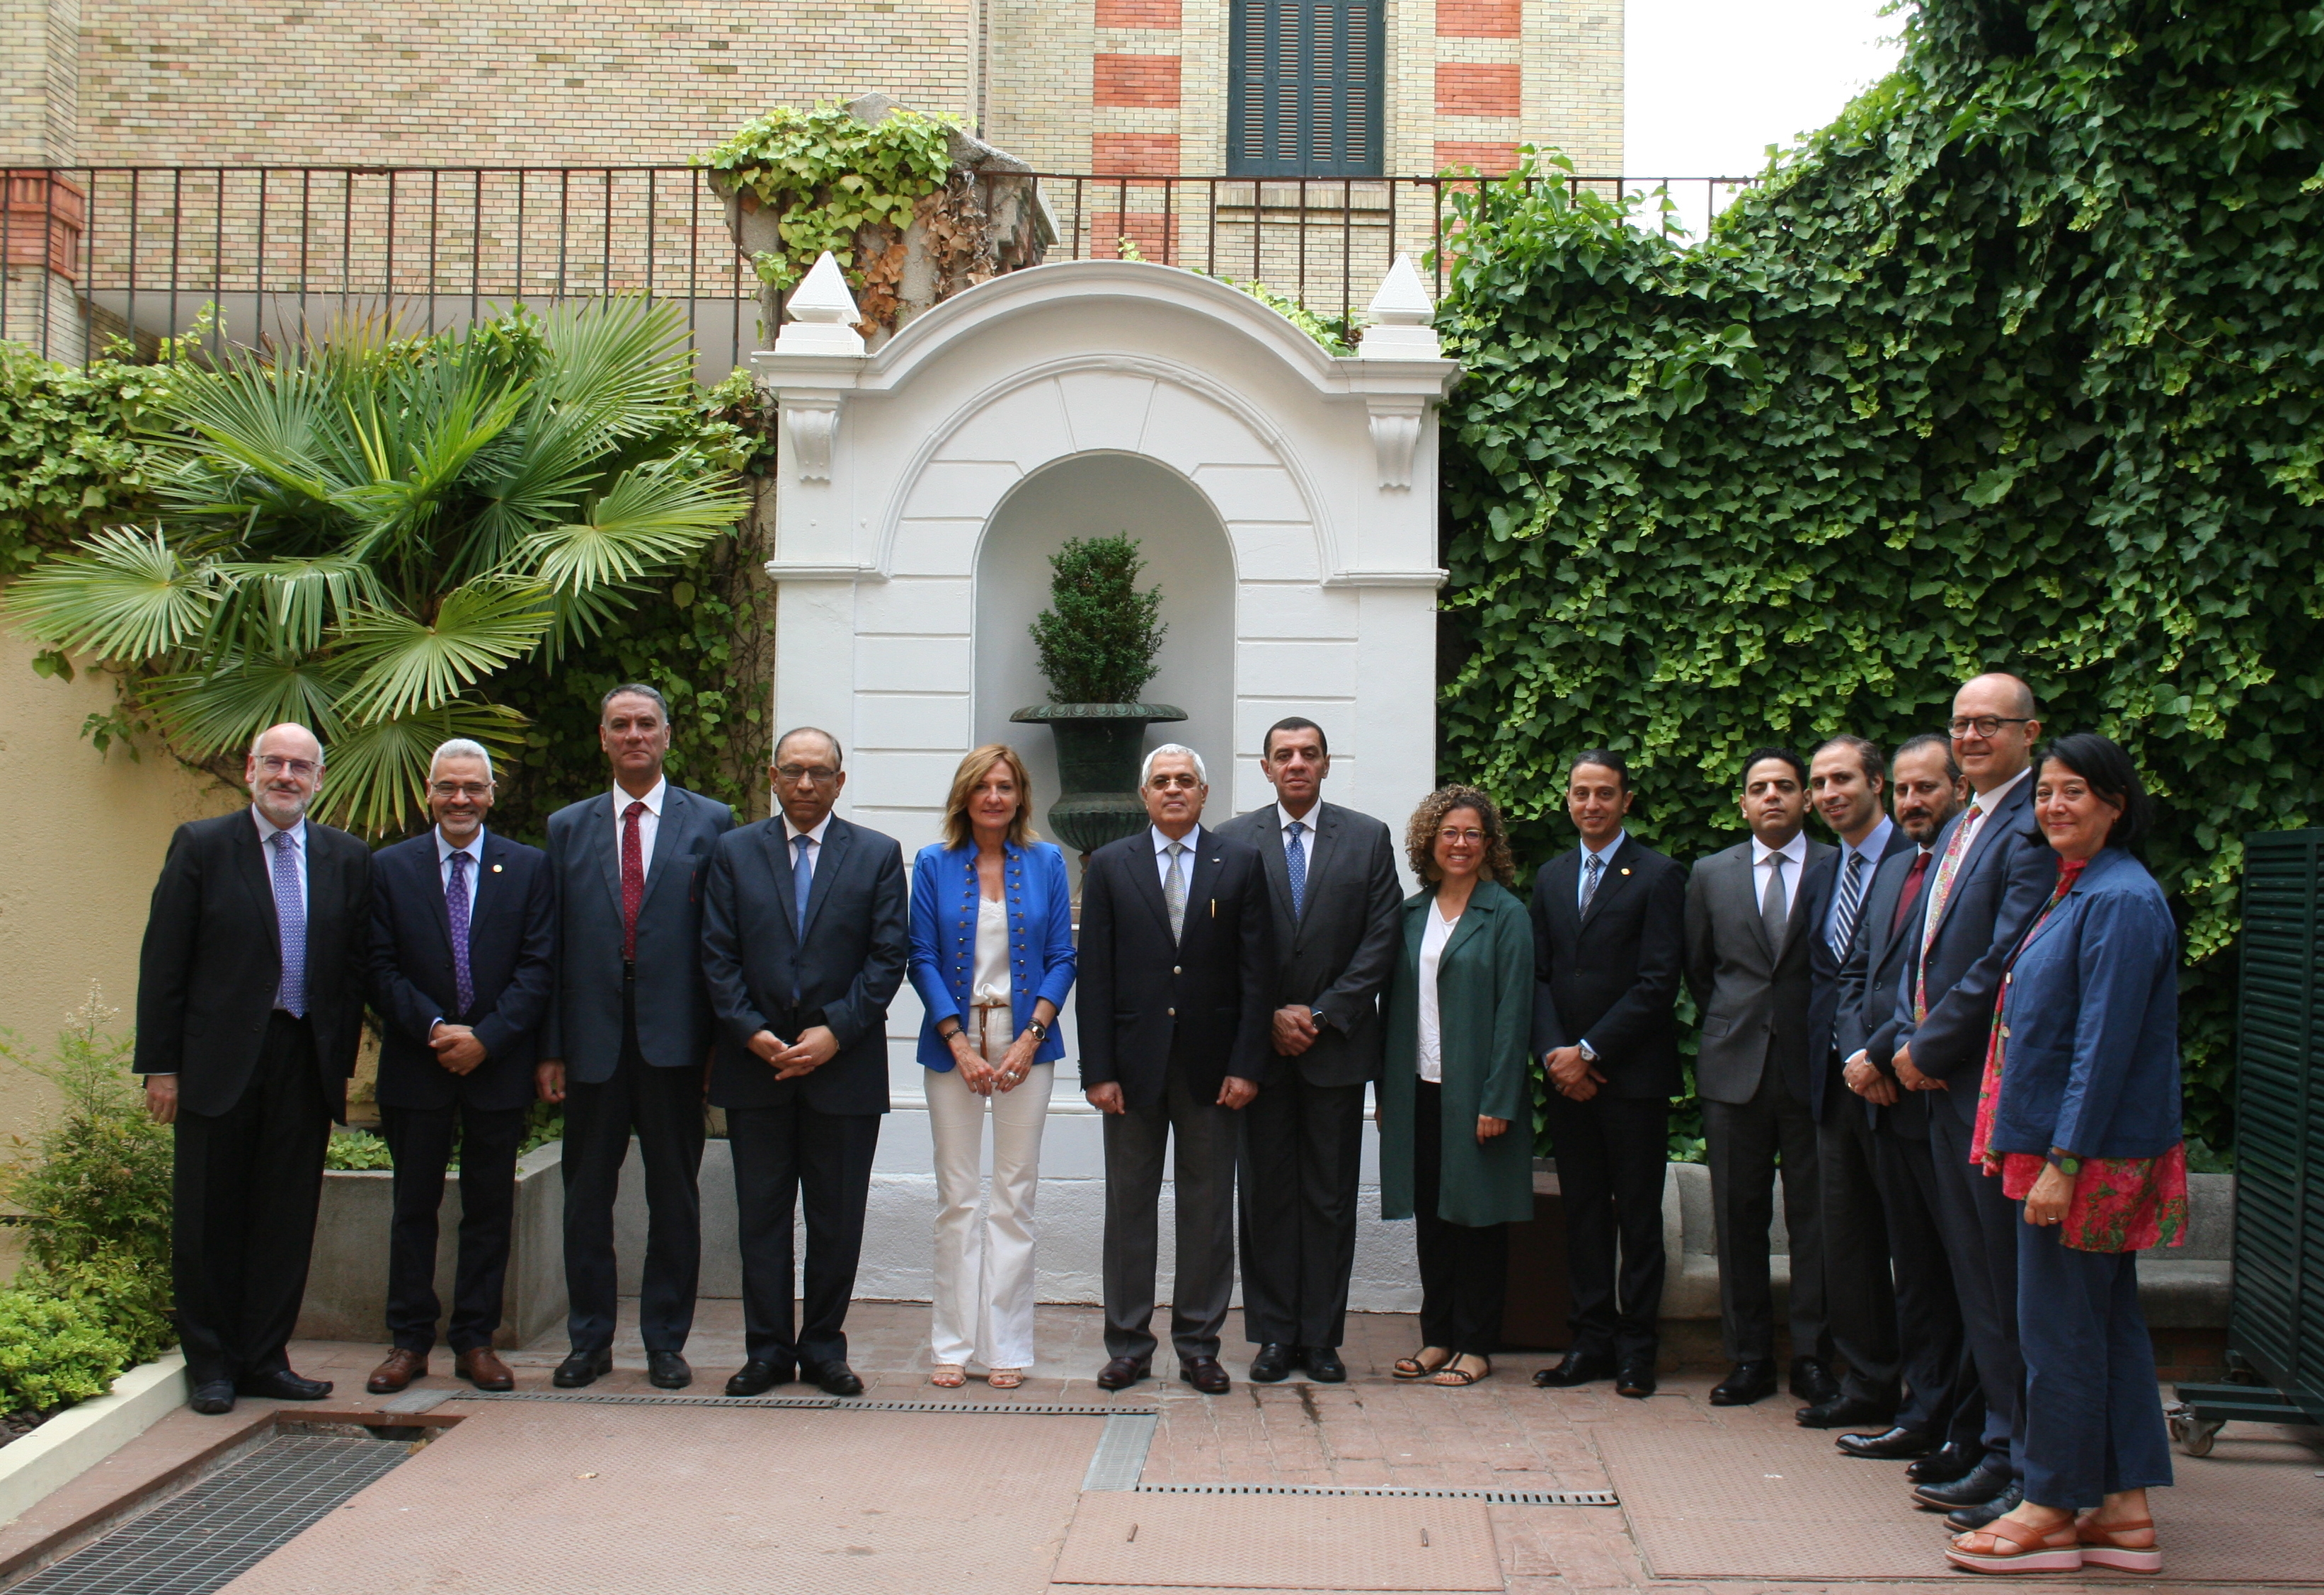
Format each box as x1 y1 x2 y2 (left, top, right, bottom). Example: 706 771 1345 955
1215 717 1402 1385
1684 746 1838 1408
537 684 734 1390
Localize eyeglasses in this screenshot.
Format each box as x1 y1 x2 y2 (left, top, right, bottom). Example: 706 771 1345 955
254 755 319 778
1147 773 1203 790
1436 827 1487 845
774 764 840 783
428 782 492 800
1947 716 2032 738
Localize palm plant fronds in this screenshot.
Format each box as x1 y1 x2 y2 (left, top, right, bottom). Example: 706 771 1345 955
137 651 353 758
333 580 558 721
3 525 221 661
316 701 528 837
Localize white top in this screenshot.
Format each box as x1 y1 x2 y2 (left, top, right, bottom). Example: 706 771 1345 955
971 895 1009 1007
1150 823 1202 887
1751 830 1810 920
1416 903 1462 1084
783 811 833 883
612 777 668 879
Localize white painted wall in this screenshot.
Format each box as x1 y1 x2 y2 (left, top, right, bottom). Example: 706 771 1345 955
751 258 1458 1315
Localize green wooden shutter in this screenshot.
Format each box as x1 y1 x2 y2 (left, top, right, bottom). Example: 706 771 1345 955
1229 0 1384 178
2233 830 2324 1417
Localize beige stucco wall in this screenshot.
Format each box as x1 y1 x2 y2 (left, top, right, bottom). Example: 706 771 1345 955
0 627 236 1152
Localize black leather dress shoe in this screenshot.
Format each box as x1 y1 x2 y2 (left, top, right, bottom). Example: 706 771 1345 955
1249 1343 1295 1383
237 1369 332 1401
1835 1424 1935 1458
806 1360 864 1397
1788 1356 1841 1405
646 1351 692 1390
1797 1393 1896 1429
1710 1360 1778 1406
1615 1354 1657 1399
1906 1440 1984 1484
553 1347 613 1388
1303 1347 1346 1383
1947 1478 2022 1531
725 1359 794 1397
189 1380 236 1416
1914 1453 2013 1510
1096 1356 1150 1391
1180 1356 1231 1395
1532 1350 1616 1388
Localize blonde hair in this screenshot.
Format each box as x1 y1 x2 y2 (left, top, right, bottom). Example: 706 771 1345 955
941 744 1038 850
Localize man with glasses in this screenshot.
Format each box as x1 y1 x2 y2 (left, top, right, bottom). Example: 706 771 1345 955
362 739 556 1395
1883 673 2060 1530
538 685 733 1390
1079 745 1273 1394
701 728 908 1397
137 724 372 1414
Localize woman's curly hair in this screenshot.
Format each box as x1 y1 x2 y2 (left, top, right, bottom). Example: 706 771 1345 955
1405 784 1516 886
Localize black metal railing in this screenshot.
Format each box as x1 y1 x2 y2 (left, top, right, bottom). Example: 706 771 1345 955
1 166 1761 372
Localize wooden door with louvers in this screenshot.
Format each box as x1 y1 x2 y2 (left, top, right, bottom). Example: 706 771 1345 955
1227 0 1385 177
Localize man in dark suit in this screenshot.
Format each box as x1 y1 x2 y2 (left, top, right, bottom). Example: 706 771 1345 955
701 727 908 1398
1528 750 1687 1400
1683 746 1838 1409
537 683 733 1390
1831 733 1984 1484
1884 674 2059 1528
137 723 372 1415
1215 718 1400 1385
362 739 556 1396
1799 735 1917 1430
1080 744 1273 1395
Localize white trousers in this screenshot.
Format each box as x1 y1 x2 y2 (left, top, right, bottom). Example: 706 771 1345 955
926 1010 1053 1370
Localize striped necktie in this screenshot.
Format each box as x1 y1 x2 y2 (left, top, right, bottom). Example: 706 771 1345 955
1828 849 1867 959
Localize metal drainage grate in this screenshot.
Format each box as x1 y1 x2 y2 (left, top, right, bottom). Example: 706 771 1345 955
1130 1481 1620 1506
464 1388 1150 1418
12 1432 410 1595
1082 1412 1159 1490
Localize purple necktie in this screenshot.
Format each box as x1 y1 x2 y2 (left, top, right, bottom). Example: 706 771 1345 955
269 828 307 1017
447 850 474 1017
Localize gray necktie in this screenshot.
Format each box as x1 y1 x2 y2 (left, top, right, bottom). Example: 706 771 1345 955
1829 849 1867 959
1760 852 1788 950
1581 850 1603 909
1164 841 1189 942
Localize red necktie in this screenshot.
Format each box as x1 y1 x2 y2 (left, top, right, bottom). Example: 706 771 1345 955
1889 849 1932 937
621 800 647 960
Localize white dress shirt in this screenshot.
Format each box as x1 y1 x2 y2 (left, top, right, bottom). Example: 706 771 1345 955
1278 803 1319 845
1577 829 1627 907
782 811 832 881
613 777 668 879
1416 901 1462 1083
1150 823 1203 887
1751 829 1811 920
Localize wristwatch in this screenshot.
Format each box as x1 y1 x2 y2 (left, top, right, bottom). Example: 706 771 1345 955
2046 1149 2082 1176
1576 1039 1598 1064
1025 1018 1049 1043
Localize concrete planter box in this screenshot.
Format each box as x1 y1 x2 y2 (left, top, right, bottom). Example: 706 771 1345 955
296 1141 565 1348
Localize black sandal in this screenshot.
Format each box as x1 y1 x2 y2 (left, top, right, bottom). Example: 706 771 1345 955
1431 1354 1492 1387
1392 1347 1452 1380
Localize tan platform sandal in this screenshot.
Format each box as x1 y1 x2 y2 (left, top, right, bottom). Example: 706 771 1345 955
987 1368 1026 1390
1393 1347 1451 1380
2077 1516 2163 1574
1945 1514 2083 1574
929 1364 968 1388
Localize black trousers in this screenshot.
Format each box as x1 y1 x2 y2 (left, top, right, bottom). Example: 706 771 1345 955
1702 1064 1829 1364
1412 1081 1507 1356
728 1101 880 1368
561 1000 705 1355
1930 1104 2025 1477
1816 1099 1900 1404
173 1012 330 1388
381 1100 527 1356
1872 1124 1981 1443
1545 1091 1668 1361
1237 1074 1366 1349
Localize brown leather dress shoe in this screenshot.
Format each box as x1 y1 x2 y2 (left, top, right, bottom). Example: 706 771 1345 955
1095 1355 1150 1391
455 1347 515 1392
1179 1356 1232 1395
366 1348 427 1395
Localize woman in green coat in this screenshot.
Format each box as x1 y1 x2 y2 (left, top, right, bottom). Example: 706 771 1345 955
1378 785 1535 1388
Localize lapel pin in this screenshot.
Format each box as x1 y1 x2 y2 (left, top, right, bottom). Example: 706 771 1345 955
1620 867 1631 876
492 863 503 873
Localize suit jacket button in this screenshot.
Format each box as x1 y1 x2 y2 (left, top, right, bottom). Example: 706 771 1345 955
2000 1024 2010 1039
1167 1007 1176 1017
1172 965 1181 975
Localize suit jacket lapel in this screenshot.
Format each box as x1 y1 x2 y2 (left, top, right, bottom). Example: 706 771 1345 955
594 793 626 915
798 818 850 941
1128 833 1176 940
1295 806 1340 940
1929 782 2025 943
1777 850 1828 959
423 838 457 956
1441 884 1494 963
756 821 804 949
1253 809 1296 944
638 788 689 914
1733 848 1778 963
1184 837 1228 941
234 818 284 962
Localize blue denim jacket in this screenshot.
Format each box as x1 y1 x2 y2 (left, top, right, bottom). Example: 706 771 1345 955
908 839 1077 1070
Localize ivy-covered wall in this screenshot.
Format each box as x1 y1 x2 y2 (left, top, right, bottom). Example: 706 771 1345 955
1436 0 2324 1160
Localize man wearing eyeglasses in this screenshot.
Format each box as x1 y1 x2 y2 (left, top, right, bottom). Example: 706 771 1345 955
538 684 734 1391
700 727 908 1397
137 724 373 1415
1880 673 2061 1531
362 739 556 1395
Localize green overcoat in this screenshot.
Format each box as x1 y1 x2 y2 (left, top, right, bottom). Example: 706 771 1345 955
1377 879 1536 1228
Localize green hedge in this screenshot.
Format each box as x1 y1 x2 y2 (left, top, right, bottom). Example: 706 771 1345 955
1436 0 2324 1162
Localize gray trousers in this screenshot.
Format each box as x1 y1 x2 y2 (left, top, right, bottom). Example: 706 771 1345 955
1703 1064 1829 1364
1103 1065 1239 1365
1817 1099 1900 1403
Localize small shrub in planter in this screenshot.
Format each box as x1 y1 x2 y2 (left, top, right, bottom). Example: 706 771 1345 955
1028 535 1166 705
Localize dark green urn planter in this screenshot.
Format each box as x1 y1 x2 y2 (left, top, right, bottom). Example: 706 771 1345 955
1010 702 1187 857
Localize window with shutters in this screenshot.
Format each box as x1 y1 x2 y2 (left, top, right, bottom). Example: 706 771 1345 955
1228 0 1385 177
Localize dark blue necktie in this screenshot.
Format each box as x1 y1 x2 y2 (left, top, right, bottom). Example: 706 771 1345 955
1286 820 1307 917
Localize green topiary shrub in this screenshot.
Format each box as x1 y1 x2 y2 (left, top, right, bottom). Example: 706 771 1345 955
1028 536 1168 704
0 1290 133 1414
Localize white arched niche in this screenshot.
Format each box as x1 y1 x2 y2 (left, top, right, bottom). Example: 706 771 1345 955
973 452 1237 845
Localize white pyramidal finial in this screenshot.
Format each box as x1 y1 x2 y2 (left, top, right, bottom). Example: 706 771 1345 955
775 252 866 355
1358 253 1439 358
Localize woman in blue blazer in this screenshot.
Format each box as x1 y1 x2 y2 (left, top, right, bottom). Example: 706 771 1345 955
908 745 1076 1389
1946 734 2185 1577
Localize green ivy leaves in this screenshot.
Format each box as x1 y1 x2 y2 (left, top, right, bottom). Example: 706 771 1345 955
696 103 956 291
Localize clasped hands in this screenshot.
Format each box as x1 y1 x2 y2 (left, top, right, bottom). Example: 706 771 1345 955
1544 1044 1606 1102
947 1027 1041 1097
749 1025 840 1079
1841 1050 1900 1107
429 1021 488 1075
